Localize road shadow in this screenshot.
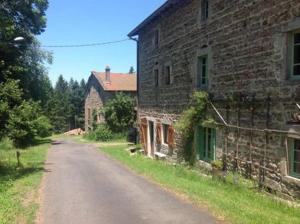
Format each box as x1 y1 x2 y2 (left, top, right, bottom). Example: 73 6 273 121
0 164 51 191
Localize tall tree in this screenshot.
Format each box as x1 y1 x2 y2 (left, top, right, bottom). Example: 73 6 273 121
0 0 49 83
48 76 86 133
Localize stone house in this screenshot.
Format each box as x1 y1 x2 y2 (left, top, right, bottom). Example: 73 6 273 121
128 0 300 199
85 66 137 131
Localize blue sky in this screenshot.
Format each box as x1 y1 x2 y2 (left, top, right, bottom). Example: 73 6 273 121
38 0 165 85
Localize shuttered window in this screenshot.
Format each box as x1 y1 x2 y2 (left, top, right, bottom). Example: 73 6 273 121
195 127 216 162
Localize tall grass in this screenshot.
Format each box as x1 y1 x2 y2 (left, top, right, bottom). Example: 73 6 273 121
101 144 300 224
0 138 50 224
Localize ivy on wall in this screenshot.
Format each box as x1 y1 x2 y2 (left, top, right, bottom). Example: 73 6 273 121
176 91 215 165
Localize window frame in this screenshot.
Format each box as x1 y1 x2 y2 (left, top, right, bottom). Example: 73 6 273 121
164 64 172 85
289 138 300 179
162 124 170 145
200 0 209 22
154 29 160 49
197 55 208 88
289 30 300 80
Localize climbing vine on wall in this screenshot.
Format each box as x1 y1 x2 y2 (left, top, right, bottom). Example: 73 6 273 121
176 91 215 165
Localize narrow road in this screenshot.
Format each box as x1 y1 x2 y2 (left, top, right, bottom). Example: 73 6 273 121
40 139 218 224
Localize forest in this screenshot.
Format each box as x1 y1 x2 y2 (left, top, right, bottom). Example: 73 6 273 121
0 0 86 147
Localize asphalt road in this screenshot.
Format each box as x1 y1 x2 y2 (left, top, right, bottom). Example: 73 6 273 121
40 139 218 224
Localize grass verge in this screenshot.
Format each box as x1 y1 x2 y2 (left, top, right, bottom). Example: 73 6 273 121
0 138 51 224
100 143 300 224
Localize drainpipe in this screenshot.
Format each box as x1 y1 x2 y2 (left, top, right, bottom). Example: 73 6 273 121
129 36 140 109
129 36 140 144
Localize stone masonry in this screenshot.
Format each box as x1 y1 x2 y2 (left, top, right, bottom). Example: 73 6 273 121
129 0 300 199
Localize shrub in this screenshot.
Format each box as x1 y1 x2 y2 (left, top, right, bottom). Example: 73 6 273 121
7 101 52 147
102 93 135 133
84 124 113 142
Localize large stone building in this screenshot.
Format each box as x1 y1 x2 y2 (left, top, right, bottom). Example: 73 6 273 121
129 0 300 199
85 66 136 131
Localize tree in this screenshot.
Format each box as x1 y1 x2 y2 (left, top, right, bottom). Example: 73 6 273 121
129 66 135 74
102 93 135 132
7 100 52 147
0 0 49 84
0 80 23 139
47 75 86 133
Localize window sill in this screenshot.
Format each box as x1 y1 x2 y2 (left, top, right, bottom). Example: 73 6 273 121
283 78 300 86
283 175 300 186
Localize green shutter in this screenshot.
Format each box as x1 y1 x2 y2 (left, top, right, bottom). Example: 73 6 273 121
195 126 216 162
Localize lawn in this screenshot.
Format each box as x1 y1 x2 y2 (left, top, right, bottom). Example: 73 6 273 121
100 143 300 224
0 138 51 224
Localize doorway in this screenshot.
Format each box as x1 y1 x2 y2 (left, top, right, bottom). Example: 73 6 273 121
148 121 155 157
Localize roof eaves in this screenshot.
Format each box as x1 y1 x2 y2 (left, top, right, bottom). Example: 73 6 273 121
128 1 172 37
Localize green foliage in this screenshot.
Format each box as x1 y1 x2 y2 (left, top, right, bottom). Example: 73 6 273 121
0 139 50 224
0 80 23 138
175 91 210 165
47 76 86 133
84 124 113 142
211 160 223 170
102 93 135 133
34 115 52 138
7 101 52 147
129 66 135 74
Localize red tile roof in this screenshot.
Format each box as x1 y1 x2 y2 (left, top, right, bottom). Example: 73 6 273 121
92 71 137 92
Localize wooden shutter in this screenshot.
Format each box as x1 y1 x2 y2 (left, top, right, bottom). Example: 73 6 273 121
168 125 175 149
140 118 148 153
156 121 162 144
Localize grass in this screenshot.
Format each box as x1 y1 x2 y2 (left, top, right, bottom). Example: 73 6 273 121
100 143 300 224
0 138 51 224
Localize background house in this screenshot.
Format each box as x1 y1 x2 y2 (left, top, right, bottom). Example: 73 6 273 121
129 0 300 199
85 66 136 131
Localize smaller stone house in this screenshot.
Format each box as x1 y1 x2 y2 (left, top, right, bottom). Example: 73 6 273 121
85 66 137 131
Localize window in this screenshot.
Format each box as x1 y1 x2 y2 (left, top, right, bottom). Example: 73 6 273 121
197 55 208 87
195 127 216 162
154 29 159 48
290 139 300 178
162 124 169 145
154 68 159 87
200 0 209 22
289 31 300 79
165 65 172 85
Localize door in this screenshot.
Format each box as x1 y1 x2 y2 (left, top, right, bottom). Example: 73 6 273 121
196 126 216 162
149 121 155 157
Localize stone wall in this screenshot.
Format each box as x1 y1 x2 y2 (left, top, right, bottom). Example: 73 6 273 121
136 0 300 199
85 74 137 131
84 75 114 131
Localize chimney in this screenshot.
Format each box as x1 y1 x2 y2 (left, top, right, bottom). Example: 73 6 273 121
105 65 111 82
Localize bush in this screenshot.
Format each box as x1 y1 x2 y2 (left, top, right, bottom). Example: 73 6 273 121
102 93 135 133
84 124 113 142
7 101 52 147
33 115 52 138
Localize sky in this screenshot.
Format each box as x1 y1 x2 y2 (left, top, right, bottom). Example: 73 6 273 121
38 0 166 85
